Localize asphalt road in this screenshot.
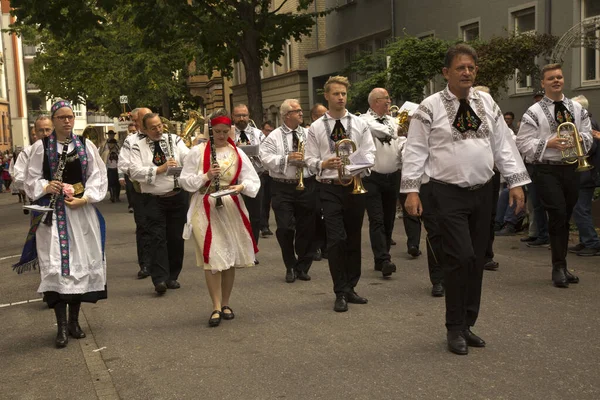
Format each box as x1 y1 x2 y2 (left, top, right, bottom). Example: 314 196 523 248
0 191 599 400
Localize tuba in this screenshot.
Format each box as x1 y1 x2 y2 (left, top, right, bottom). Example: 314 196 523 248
396 110 410 136
556 122 593 171
335 139 367 194
181 110 205 148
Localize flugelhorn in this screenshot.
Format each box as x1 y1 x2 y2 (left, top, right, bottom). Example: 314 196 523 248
556 122 593 171
335 139 367 194
296 141 305 191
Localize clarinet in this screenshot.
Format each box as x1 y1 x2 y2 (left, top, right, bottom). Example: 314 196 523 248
166 133 180 190
208 119 224 209
43 138 71 226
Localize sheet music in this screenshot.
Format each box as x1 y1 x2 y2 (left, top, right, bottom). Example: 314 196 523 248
209 188 238 199
166 166 183 176
238 145 259 157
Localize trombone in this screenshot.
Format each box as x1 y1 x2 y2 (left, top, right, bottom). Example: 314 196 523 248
335 139 367 194
556 122 593 172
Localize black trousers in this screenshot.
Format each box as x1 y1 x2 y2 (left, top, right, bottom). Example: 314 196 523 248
242 183 264 246
398 192 422 249
531 164 579 269
485 170 502 261
142 191 188 284
131 188 151 271
321 183 366 295
363 170 400 265
107 168 121 201
271 178 317 273
430 180 493 331
125 175 134 209
419 183 444 286
260 173 272 230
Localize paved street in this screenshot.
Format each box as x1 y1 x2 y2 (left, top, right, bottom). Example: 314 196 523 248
0 192 599 400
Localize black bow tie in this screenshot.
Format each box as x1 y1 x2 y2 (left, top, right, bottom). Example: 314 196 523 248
453 99 481 134
554 101 573 124
375 117 386 124
239 130 250 144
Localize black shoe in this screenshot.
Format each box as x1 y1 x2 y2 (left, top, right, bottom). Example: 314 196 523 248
254 259 259 265
313 248 322 261
334 295 348 312
408 246 422 257
166 280 181 289
569 243 585 253
67 302 86 339
208 310 222 327
496 223 517 236
527 238 550 248
463 328 486 347
381 260 396 277
128 207 134 213
520 236 537 243
137 268 150 279
346 291 368 304
296 270 311 281
260 228 270 238
564 268 579 284
221 306 235 320
285 268 296 283
576 247 600 257
54 303 68 348
447 331 468 355
431 283 444 297
552 268 569 288
154 282 168 294
390 239 397 246
483 260 499 271
374 263 383 272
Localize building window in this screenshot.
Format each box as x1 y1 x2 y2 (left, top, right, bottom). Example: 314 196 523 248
511 6 536 93
582 0 600 84
72 104 83 117
460 22 479 42
285 41 292 72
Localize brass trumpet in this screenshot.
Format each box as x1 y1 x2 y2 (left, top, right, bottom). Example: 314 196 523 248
556 122 593 172
296 141 305 191
335 138 367 194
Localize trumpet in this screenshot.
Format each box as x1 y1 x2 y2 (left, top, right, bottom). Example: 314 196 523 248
335 139 367 194
296 141 305 191
556 122 593 171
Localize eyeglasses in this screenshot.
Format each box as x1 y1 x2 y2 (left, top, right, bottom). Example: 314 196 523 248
233 114 249 118
287 109 303 115
54 115 75 121
376 96 391 101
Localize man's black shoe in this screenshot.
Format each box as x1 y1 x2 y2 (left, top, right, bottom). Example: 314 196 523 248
564 268 579 284
552 268 569 288
431 283 444 297
447 331 468 355
520 236 537 243
166 280 181 289
463 328 486 347
527 238 550 248
408 246 422 257
154 282 167 294
569 243 585 253
296 270 311 281
346 291 368 304
390 239 397 246
260 228 272 238
381 260 396 277
137 268 150 279
334 295 348 312
285 268 295 283
483 260 499 271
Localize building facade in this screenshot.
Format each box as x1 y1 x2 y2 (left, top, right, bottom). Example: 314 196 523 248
307 0 600 121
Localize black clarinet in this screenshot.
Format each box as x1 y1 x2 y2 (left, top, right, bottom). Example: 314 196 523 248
43 138 71 226
166 133 180 190
208 119 224 208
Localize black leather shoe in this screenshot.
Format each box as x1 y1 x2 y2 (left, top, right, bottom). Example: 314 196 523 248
208 310 222 327
483 260 499 271
390 239 397 246
447 331 468 355
374 263 383 272
166 280 181 289
552 268 569 288
221 306 235 320
254 259 260 265
564 268 579 284
431 283 444 297
520 236 537 242
154 282 168 294
346 291 368 304
313 248 322 261
408 246 422 257
463 328 486 347
285 269 296 283
334 295 348 312
137 268 150 279
381 260 396 277
296 270 311 281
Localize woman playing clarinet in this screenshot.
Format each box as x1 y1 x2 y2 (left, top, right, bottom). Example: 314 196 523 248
180 109 260 327
16 100 108 348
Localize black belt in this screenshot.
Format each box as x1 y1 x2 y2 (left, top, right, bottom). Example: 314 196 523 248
273 176 315 185
531 160 571 166
429 177 491 191
145 189 182 198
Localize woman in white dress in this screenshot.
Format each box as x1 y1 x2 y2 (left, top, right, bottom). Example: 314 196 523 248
18 100 108 348
180 109 260 327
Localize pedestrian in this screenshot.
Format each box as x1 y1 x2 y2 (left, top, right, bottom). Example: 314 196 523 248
100 130 121 202
180 109 260 327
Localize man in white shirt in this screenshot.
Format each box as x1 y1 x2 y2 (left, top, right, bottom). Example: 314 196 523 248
360 88 405 278
233 104 265 256
516 63 593 288
130 113 190 294
305 76 376 312
402 44 530 355
14 116 53 192
260 99 317 283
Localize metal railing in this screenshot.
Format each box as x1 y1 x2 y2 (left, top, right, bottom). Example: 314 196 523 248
87 112 113 124
23 45 38 57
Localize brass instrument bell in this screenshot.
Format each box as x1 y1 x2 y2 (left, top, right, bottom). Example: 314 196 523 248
335 138 367 194
556 122 593 172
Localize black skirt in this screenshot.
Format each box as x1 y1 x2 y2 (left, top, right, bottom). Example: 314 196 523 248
43 285 107 308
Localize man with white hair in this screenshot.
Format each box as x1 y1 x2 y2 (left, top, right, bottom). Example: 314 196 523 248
260 99 317 282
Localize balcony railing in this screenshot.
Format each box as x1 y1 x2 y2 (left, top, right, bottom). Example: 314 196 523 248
87 112 113 124
23 45 38 57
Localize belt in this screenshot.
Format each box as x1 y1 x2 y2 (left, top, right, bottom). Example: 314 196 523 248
531 160 571 166
429 177 491 191
318 178 348 186
146 189 182 198
272 178 299 184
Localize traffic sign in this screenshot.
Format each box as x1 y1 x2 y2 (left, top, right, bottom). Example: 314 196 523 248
119 95 128 104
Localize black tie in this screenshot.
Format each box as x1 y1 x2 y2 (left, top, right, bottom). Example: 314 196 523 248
292 130 299 152
152 141 166 166
239 130 250 144
330 119 346 142
376 117 386 124
453 99 481 134
554 101 573 124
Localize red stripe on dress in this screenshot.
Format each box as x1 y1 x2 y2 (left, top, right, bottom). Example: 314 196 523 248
202 194 212 264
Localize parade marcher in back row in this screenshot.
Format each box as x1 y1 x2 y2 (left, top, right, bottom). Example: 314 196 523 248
305 76 376 312
129 113 190 295
402 44 529 355
15 100 108 348
516 64 593 288
100 130 121 203
13 116 53 197
261 99 317 283
360 88 405 278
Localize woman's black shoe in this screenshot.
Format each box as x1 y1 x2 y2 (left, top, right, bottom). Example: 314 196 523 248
221 306 235 320
209 310 222 327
